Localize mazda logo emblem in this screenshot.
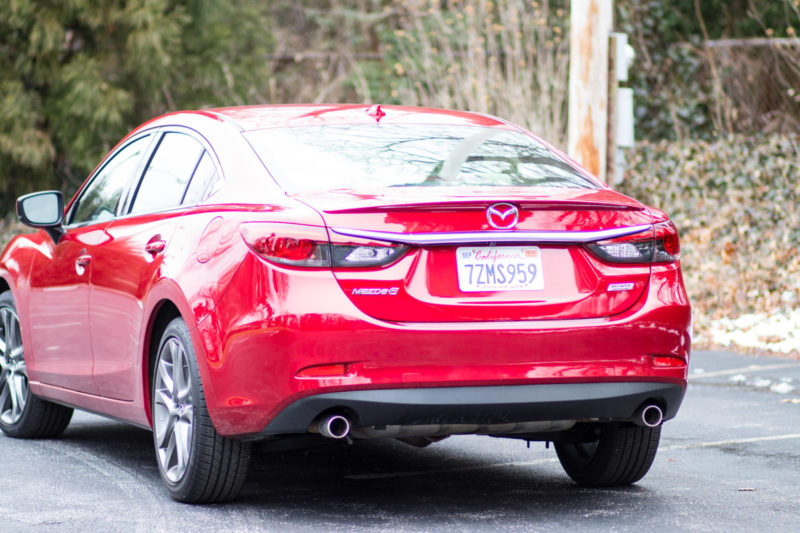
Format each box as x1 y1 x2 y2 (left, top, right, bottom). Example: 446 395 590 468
486 203 519 230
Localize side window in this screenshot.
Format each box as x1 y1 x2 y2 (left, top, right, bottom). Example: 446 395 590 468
182 151 221 205
69 135 151 225
129 132 204 215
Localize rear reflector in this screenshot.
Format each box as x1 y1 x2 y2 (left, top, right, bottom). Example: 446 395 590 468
651 355 686 367
296 364 348 377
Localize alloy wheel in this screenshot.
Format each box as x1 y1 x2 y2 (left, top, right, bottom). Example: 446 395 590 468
153 336 195 483
0 305 27 425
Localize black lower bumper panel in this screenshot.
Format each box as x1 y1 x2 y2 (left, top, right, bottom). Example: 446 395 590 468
260 381 685 436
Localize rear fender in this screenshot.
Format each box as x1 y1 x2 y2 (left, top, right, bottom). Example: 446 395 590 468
140 278 206 429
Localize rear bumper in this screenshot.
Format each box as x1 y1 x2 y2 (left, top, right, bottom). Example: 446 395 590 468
195 255 691 437
260 381 685 436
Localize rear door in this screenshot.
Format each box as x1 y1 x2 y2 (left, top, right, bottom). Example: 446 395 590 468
89 130 209 400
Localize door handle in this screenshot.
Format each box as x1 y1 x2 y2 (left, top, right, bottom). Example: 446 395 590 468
145 239 166 255
75 252 91 275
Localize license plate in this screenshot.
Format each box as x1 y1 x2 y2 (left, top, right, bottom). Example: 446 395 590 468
456 246 544 292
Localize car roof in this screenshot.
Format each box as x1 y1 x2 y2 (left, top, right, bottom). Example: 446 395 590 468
198 104 516 131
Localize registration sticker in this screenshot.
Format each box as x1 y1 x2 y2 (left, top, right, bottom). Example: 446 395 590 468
456 246 544 292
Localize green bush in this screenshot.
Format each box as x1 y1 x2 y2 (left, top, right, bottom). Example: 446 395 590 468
619 135 800 338
0 215 26 252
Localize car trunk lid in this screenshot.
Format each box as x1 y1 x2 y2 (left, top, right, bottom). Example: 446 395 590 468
292 187 654 322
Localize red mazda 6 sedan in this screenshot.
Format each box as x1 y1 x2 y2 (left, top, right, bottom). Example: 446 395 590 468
0 105 690 502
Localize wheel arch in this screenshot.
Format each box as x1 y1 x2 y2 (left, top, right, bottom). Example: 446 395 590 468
0 264 21 305
142 300 181 427
140 279 207 428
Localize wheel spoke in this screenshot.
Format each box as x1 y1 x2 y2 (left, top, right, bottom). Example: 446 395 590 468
9 313 19 352
14 356 26 378
174 419 191 474
15 377 27 418
10 346 23 361
171 341 187 400
154 388 174 411
169 341 181 395
154 333 194 484
164 428 177 471
5 310 18 353
158 358 174 393
0 382 10 420
155 409 175 448
8 374 19 416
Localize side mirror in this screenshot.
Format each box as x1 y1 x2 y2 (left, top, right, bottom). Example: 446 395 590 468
16 191 65 243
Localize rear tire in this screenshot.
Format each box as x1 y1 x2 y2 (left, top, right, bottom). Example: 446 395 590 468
152 317 251 503
0 290 73 439
555 423 660 486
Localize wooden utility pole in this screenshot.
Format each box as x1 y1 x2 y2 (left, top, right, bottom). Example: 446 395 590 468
568 0 614 182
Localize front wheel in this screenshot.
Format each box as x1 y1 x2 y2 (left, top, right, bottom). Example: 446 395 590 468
152 317 251 503
0 290 73 438
555 423 661 486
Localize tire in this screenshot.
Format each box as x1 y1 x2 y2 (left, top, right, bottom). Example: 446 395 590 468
152 317 251 503
0 290 73 438
555 423 661 487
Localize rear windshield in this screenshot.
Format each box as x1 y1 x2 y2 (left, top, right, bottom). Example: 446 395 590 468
246 124 599 192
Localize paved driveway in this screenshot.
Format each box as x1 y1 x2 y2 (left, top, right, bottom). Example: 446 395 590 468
1 350 798 532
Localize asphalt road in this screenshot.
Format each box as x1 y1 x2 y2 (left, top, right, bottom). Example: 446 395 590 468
1 350 799 532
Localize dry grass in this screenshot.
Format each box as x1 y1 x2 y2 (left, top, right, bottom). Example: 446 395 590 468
388 0 570 146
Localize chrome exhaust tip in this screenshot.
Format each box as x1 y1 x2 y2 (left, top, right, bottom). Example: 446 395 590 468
634 404 664 428
318 415 351 439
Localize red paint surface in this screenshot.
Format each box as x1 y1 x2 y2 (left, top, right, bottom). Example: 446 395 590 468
0 105 691 437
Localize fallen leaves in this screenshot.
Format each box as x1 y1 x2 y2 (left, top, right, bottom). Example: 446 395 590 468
621 135 800 350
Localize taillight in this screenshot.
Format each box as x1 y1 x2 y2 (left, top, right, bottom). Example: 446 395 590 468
240 223 330 267
240 222 407 268
653 220 680 262
586 221 679 264
330 244 407 267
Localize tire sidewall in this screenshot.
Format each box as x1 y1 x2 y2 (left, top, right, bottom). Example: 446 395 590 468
152 318 205 500
0 290 32 436
555 423 661 486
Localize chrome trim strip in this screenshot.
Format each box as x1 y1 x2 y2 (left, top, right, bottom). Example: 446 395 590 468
331 224 652 245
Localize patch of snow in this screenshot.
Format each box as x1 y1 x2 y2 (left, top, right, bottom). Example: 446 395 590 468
730 373 747 384
708 309 800 353
753 378 772 388
771 382 795 394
